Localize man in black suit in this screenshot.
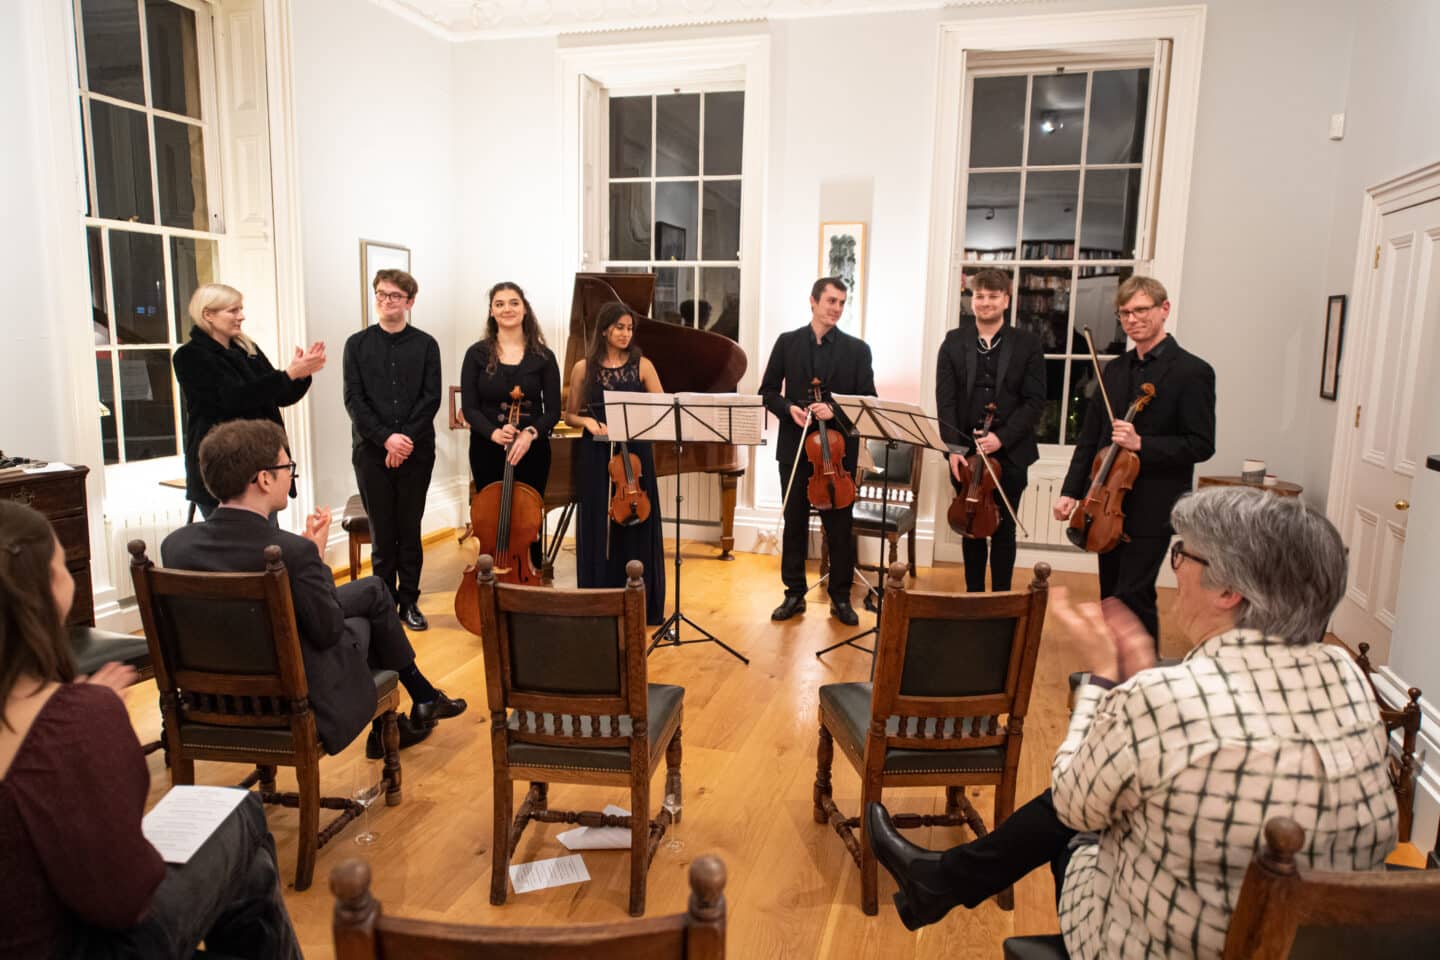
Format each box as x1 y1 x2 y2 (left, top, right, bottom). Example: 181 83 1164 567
162 419 465 760
760 277 877 626
935 268 1046 592
1054 276 1216 642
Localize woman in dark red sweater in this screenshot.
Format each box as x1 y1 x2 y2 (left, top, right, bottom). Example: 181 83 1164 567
0 501 300 958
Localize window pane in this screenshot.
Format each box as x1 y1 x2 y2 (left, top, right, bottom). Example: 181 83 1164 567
81 0 144 104
652 266 695 327
109 231 167 344
96 352 119 464
91 100 155 223
697 267 740 342
1027 73 1086 166
608 183 651 260
701 181 741 261
1017 267 1071 354
609 96 650 178
171 236 218 341
968 75 1026 168
964 172 1019 256
1088 69 1149 164
654 181 698 260
703 92 744 176
145 0 202 118
155 117 208 229
1066 356 1115 444
656 94 699 177
1080 168 1141 259
118 349 178 461
1074 266 1133 354
1022 170 1079 246
87 227 111 345
1035 359 1064 444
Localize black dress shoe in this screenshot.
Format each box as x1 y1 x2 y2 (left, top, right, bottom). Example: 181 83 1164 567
411 690 467 727
829 599 859 626
771 595 806 621
866 802 957 930
399 602 428 631
365 712 432 759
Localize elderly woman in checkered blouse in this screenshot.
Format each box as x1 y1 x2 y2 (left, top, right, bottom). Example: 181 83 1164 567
867 485 1398 959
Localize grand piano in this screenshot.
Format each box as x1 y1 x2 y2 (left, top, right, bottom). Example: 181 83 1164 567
450 272 749 578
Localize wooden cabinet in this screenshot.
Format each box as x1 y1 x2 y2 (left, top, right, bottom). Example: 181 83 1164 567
1 466 93 626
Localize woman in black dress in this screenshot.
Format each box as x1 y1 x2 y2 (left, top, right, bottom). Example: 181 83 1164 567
563 302 666 624
460 282 560 567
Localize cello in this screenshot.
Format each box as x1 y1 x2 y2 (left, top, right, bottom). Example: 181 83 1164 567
454 385 545 635
607 441 651 526
804 377 856 511
947 403 1002 539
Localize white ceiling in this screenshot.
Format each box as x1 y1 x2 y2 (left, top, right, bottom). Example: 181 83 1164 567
372 0 1030 41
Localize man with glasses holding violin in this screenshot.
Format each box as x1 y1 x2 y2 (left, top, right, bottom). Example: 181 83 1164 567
162 419 465 760
1052 276 1216 645
343 269 442 632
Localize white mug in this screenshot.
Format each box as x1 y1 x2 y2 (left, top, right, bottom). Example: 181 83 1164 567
1241 459 1266 483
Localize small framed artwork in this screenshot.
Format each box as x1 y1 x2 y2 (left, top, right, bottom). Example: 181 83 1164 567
819 221 867 337
359 239 411 327
1319 293 1346 400
655 221 687 261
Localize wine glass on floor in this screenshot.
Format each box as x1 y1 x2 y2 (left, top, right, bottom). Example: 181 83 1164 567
663 791 683 853
352 757 381 845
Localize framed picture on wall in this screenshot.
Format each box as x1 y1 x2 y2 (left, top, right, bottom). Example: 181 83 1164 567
359 239 411 328
819 221 866 337
656 221 686 261
1319 293 1346 400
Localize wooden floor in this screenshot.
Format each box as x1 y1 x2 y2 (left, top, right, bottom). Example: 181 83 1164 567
122 535 1184 959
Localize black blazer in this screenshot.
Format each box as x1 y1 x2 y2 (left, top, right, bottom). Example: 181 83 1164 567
172 328 311 508
934 323 1046 469
759 325 876 467
1061 337 1216 537
161 509 376 754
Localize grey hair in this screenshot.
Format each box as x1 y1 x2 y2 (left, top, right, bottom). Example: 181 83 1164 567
1169 486 1347 644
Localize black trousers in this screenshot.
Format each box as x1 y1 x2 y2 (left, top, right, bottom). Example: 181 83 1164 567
939 789 1079 909
1097 533 1170 644
954 461 1028 593
339 577 418 670
353 441 435 607
778 461 855 603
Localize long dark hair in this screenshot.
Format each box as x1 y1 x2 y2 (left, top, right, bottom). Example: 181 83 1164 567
0 502 74 729
480 281 547 374
584 301 643 403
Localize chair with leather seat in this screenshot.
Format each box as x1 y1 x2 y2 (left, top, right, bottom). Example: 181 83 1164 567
341 494 371 582
475 555 683 916
128 540 402 891
69 623 165 756
852 439 924 579
815 560 1050 915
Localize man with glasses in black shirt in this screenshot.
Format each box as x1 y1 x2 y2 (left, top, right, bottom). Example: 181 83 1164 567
343 269 441 632
1053 276 1216 644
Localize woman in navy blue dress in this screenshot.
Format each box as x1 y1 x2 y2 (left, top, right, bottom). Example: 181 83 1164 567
564 302 666 624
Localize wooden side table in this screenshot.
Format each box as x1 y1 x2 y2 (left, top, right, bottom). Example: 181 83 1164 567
1197 475 1303 498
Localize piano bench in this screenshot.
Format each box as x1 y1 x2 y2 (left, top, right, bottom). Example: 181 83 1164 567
340 495 370 582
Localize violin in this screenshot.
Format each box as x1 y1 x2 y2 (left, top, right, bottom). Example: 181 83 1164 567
1066 382 1156 554
454 386 545 634
947 403 1002 539
804 377 856 511
607 441 651 526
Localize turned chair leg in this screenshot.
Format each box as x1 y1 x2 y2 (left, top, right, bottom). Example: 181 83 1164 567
294 759 320 891
814 724 834 824
628 781 649 916
258 764 277 794
490 777 513 906
859 782 881 916
382 711 402 805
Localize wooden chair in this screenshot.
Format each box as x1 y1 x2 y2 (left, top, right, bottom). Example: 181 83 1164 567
128 540 402 891
476 555 684 916
815 560 1050 915
340 494 371 582
1355 641 1422 843
331 854 727 959
852 439 924 578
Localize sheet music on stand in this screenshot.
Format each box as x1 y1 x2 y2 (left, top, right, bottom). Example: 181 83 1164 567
601 391 765 445
828 395 949 454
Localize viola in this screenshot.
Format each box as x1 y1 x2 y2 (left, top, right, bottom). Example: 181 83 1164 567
1066 382 1156 554
607 441 651 526
947 403 1002 539
455 385 545 635
804 377 856 511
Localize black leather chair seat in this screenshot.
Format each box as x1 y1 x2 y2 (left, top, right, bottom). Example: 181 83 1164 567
179 669 398 756
1002 934 1069 960
69 624 150 676
508 683 683 772
819 682 1006 774
340 494 369 536
852 501 916 534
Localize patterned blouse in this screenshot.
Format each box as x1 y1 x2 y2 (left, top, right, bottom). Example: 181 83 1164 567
1053 628 1397 959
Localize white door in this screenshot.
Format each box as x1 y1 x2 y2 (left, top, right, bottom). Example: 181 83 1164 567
1330 198 1440 661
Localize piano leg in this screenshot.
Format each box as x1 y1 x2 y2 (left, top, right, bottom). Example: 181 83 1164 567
718 471 742 560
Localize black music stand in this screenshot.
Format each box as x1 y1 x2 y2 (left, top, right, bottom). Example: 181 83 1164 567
815 397 950 663
604 392 764 665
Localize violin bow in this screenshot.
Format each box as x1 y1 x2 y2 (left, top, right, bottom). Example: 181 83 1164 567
971 441 1031 540
1081 326 1118 424
769 408 815 552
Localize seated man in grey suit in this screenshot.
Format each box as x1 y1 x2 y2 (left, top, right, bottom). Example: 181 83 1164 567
162 419 465 759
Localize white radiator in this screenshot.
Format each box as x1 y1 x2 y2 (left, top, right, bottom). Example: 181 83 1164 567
1019 468 1073 548
655 473 721 528
106 505 191 602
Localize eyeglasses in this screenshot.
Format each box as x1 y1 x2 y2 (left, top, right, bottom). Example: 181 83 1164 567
375 291 409 303
1170 540 1210 571
1116 303 1159 321
252 461 300 484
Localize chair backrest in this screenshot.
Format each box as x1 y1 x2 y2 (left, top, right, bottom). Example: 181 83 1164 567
128 540 311 734
476 555 649 752
331 854 727 959
868 561 1050 754
858 440 923 505
1223 817 1440 959
1355 642 1422 843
